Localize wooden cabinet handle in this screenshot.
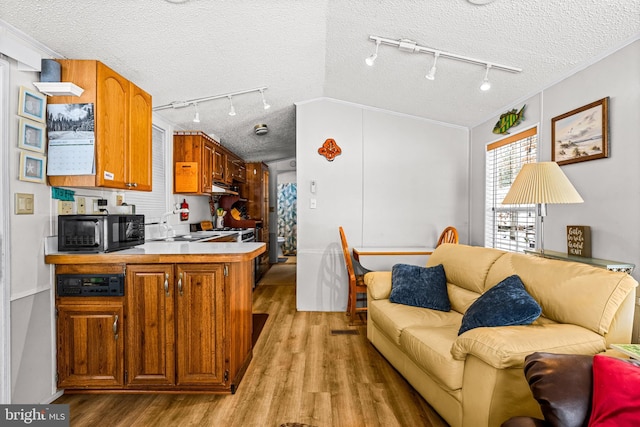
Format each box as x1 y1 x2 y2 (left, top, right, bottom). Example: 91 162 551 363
113 314 119 340
178 272 183 296
164 273 170 296
125 182 138 188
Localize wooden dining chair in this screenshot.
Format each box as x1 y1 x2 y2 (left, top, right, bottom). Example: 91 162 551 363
339 227 367 324
437 226 459 247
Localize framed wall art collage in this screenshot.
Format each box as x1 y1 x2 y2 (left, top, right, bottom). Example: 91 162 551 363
17 86 47 183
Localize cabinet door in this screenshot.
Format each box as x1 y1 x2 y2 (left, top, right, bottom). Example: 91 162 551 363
125 265 175 387
96 62 129 189
203 142 214 193
213 148 225 183
127 83 153 191
175 264 226 386
57 303 124 388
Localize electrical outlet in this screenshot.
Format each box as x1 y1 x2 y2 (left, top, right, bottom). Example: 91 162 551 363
77 197 86 214
58 201 74 215
116 194 124 206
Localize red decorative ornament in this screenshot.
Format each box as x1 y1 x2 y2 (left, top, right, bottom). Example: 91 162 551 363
318 138 342 161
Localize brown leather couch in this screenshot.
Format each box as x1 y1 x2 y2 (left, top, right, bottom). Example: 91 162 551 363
502 352 639 427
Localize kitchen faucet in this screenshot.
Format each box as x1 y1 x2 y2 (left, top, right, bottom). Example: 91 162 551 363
161 208 189 238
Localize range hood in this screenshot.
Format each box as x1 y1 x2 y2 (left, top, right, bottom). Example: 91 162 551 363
211 184 238 195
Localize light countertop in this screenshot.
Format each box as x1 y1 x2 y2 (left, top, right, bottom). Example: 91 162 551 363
45 241 266 265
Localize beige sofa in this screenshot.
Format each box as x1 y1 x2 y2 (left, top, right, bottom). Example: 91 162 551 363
365 243 638 427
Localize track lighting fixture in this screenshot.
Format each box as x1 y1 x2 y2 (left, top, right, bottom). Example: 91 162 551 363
367 35 521 89
153 87 270 120
365 40 380 66
480 65 492 91
192 103 200 123
227 96 236 116
260 89 270 110
425 52 440 81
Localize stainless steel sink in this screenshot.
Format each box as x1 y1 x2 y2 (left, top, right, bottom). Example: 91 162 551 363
147 233 221 243
162 235 198 242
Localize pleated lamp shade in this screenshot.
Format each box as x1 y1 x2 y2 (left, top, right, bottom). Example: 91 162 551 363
502 162 584 205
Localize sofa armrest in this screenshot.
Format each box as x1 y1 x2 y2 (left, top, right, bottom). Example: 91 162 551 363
451 323 606 369
364 271 392 300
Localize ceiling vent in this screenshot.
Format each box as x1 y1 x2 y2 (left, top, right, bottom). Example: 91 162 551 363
254 123 268 135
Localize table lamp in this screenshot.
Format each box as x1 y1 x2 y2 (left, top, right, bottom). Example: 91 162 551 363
502 162 583 255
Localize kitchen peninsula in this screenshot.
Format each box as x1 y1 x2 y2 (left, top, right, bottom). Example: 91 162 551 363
45 241 265 394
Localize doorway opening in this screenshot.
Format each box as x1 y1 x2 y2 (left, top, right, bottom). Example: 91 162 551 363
276 183 297 260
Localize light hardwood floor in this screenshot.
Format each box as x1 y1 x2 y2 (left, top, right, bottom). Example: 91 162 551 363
54 263 448 427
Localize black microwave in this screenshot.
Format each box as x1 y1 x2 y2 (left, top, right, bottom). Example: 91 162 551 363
58 214 145 253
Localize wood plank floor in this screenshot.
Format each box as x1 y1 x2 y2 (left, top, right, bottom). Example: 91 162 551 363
54 263 448 427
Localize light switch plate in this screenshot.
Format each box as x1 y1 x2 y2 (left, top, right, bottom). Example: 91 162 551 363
58 200 73 215
15 193 34 214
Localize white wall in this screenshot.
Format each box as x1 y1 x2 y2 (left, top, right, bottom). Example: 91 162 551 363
469 40 640 341
295 98 468 311
5 59 57 403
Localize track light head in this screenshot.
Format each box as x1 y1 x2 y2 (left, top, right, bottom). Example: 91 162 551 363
192 103 200 123
365 40 381 66
260 89 270 110
425 52 440 81
480 64 492 91
227 96 236 116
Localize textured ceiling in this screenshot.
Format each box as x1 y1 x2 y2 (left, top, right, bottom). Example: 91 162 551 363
1 0 639 162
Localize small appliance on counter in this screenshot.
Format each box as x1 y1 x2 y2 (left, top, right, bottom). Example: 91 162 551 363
58 214 145 253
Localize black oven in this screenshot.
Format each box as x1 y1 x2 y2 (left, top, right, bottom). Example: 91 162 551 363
58 214 145 253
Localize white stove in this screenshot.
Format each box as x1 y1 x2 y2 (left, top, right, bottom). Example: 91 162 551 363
210 227 256 242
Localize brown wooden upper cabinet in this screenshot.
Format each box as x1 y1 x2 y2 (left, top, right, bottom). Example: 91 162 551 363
174 131 217 194
174 131 247 194
47 60 152 191
227 154 246 184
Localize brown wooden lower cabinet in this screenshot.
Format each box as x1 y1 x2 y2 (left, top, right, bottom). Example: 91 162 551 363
56 261 253 393
56 301 124 389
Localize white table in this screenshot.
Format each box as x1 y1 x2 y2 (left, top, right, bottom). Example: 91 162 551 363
353 246 435 271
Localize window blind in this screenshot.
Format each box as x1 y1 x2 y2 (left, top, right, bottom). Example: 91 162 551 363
124 125 169 224
485 127 538 253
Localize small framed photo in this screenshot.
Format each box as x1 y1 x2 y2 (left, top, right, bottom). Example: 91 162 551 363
551 97 609 166
19 152 47 184
18 86 47 123
18 118 46 153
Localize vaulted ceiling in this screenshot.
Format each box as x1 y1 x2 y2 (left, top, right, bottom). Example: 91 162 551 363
1 0 639 162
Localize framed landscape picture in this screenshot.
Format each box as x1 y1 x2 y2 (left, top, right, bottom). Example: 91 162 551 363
18 86 47 123
18 118 46 153
551 97 609 166
19 152 47 184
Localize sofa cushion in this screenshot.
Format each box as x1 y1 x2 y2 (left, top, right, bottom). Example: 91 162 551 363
401 324 465 391
487 252 638 336
369 299 462 345
426 243 505 294
589 354 640 426
389 264 450 311
458 275 541 335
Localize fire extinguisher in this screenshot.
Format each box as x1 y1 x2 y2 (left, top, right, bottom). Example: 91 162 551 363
180 199 189 221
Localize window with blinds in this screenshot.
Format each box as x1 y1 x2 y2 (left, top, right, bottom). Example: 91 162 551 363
485 127 538 253
124 125 169 223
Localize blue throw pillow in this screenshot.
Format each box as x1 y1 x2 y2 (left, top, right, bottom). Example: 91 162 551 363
458 274 541 335
389 264 450 312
